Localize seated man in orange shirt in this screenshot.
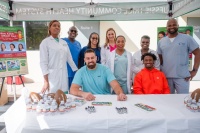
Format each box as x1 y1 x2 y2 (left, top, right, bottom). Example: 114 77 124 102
133 53 170 94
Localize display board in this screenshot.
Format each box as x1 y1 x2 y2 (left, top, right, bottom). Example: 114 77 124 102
157 26 193 71
0 26 28 77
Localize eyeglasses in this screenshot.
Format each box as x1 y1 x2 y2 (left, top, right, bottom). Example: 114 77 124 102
70 30 77 33
91 37 98 40
142 42 149 44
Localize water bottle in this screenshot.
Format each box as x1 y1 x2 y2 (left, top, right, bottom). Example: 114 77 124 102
43 95 48 102
42 102 50 114
190 103 198 112
48 96 51 100
59 100 65 113
50 100 58 115
26 98 32 112
65 102 71 112
36 100 43 114
32 99 38 111
197 99 200 112
71 103 76 110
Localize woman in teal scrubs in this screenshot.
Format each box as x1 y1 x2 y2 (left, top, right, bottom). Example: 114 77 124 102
107 35 133 94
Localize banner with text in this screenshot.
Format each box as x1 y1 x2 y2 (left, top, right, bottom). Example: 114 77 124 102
0 1 9 20
0 26 28 77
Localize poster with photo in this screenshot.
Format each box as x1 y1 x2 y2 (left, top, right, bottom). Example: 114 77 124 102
157 26 193 71
0 26 28 77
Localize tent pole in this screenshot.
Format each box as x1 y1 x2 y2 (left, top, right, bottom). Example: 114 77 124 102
168 0 173 18
8 1 17 101
23 21 26 47
8 0 14 26
10 19 13 27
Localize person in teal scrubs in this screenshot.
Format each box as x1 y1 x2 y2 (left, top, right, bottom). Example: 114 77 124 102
107 35 133 94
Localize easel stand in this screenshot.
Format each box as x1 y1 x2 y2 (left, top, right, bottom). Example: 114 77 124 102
0 77 5 98
0 75 25 102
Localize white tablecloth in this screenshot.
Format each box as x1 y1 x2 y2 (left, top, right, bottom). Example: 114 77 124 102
4 94 200 133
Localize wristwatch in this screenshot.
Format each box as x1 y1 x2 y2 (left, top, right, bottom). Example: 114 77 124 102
192 68 198 72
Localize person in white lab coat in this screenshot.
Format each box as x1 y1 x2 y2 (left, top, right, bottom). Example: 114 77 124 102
101 28 117 66
132 35 160 82
107 35 133 94
40 20 78 94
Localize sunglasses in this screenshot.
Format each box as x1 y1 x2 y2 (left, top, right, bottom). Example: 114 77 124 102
91 37 98 40
70 30 77 33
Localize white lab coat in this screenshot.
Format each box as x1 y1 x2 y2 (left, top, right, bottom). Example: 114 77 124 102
132 49 160 81
40 36 78 93
107 50 133 94
100 45 110 66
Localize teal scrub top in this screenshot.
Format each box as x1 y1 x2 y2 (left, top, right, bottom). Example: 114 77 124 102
72 64 116 94
114 51 128 94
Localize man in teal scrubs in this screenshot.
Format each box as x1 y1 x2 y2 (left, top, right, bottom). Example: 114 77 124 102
157 18 200 94
70 49 127 101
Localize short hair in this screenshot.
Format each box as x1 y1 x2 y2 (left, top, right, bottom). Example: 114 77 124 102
141 35 150 41
69 26 77 31
141 53 157 61
10 43 15 48
158 31 166 36
84 49 96 57
185 29 191 32
116 35 126 42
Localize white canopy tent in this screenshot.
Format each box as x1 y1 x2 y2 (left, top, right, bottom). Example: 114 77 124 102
0 0 200 21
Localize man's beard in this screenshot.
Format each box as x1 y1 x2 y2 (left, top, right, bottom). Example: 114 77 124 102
87 62 96 69
168 28 178 34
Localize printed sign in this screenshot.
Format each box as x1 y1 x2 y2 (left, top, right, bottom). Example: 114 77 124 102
0 26 28 77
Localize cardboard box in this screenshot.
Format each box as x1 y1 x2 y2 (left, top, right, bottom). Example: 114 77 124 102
0 81 8 106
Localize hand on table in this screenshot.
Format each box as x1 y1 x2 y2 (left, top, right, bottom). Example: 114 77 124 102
82 92 96 101
191 88 200 102
117 93 127 101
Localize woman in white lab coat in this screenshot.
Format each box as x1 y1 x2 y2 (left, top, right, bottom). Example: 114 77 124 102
40 20 78 93
107 35 133 94
101 28 117 66
132 35 160 81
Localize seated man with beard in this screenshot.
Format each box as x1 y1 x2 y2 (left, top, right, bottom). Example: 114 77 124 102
70 49 127 101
